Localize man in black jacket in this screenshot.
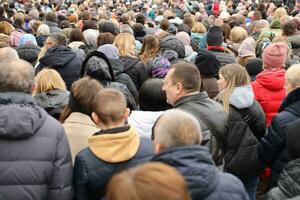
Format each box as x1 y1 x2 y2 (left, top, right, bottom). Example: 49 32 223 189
162 62 227 166
0 59 73 199
36 32 82 90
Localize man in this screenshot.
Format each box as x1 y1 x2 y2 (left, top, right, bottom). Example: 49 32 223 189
162 62 227 165
0 59 72 199
73 89 153 200
258 64 300 188
151 109 249 200
44 11 62 33
36 32 82 90
0 47 19 59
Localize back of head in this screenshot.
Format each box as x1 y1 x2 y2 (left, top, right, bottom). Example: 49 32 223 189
46 12 58 23
262 42 287 69
0 59 34 94
285 64 300 89
153 109 202 148
114 32 136 57
171 62 201 92
106 162 191 200
207 26 223 46
97 32 115 47
92 89 127 125
0 47 19 60
195 50 220 76
283 20 297 37
48 32 67 46
160 19 169 31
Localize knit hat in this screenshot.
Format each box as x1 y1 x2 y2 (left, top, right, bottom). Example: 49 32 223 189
100 22 119 35
195 49 220 76
238 37 256 58
176 31 190 46
98 44 119 60
270 19 282 29
19 34 37 46
262 42 287 68
287 118 300 159
207 26 223 46
245 58 263 81
83 29 99 49
149 57 170 78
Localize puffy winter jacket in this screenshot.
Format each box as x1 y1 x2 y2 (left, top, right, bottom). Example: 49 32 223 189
152 145 250 200
0 92 73 200
258 87 300 188
36 45 82 90
160 34 185 59
252 68 286 126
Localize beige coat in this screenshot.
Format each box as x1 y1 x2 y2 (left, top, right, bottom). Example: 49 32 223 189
63 112 99 163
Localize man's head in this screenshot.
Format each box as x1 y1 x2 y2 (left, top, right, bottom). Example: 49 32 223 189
45 12 58 23
152 109 202 154
91 89 129 129
0 59 34 94
0 47 19 60
44 32 67 50
162 63 201 105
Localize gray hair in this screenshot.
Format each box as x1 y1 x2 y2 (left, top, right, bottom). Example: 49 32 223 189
0 59 34 94
0 47 19 60
153 109 202 148
48 32 67 46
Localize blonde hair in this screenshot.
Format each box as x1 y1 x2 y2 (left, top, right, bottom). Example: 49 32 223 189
191 22 207 33
230 27 248 43
274 7 287 20
218 64 250 114
139 35 160 64
113 32 136 57
286 64 300 88
34 68 66 95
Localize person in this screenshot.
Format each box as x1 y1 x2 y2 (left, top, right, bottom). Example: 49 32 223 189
176 31 198 63
162 62 227 166
106 162 191 200
267 118 300 199
128 79 171 139
139 35 160 65
0 59 72 199
33 68 70 120
61 77 103 162
151 109 249 200
36 32 82 90
251 42 287 126
73 89 154 200
0 46 19 59
258 64 300 189
216 64 266 200
44 12 62 33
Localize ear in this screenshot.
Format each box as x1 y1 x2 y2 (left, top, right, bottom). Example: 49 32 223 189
154 143 165 154
91 112 100 125
175 82 183 95
124 108 130 120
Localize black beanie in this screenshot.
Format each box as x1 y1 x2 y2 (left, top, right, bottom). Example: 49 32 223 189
245 58 263 81
195 49 220 76
287 119 300 159
207 26 223 46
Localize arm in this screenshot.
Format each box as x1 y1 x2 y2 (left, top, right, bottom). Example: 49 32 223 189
73 154 89 200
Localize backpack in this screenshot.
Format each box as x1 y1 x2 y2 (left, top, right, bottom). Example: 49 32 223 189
255 30 275 58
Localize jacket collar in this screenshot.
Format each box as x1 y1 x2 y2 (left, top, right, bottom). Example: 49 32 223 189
174 92 209 108
0 92 35 105
279 87 300 112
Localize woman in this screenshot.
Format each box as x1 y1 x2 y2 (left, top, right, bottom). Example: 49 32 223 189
190 22 207 51
33 68 69 120
228 26 248 56
68 28 88 56
114 32 149 90
35 24 50 47
139 35 160 65
176 31 198 63
216 64 266 200
60 76 103 162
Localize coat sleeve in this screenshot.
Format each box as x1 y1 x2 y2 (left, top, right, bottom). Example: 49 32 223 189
258 116 285 167
137 62 149 90
48 127 73 200
73 154 89 200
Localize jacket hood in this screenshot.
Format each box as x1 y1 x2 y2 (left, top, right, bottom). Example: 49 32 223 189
88 126 140 163
0 92 47 139
34 89 69 111
68 41 86 49
109 59 124 77
278 158 300 197
229 85 254 109
40 45 76 67
152 145 218 198
280 87 300 117
120 56 140 71
256 68 286 91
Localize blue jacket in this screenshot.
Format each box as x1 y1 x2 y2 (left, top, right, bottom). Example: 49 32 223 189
152 145 249 200
258 87 300 188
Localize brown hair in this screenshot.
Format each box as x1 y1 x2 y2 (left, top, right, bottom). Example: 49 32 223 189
160 19 169 31
238 56 255 67
0 21 14 35
31 20 42 34
106 162 191 200
97 32 115 47
69 28 86 43
139 35 160 64
60 77 103 123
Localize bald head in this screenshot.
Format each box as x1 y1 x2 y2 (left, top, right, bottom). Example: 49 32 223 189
0 59 34 94
0 47 19 60
153 109 202 149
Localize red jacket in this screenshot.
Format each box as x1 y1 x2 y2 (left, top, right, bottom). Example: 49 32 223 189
251 68 286 126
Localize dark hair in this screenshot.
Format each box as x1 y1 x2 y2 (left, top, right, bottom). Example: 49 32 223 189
60 20 70 29
45 12 58 23
160 19 169 31
283 20 297 37
97 32 115 47
79 10 90 20
177 23 191 35
49 32 67 46
82 20 97 31
0 6 5 16
69 28 86 43
139 79 172 111
136 13 146 25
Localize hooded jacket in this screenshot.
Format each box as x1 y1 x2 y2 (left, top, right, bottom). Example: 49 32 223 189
0 92 72 200
258 87 300 188
152 145 249 200
16 44 40 66
36 45 82 90
267 158 300 200
44 21 62 33
252 68 286 126
73 126 154 200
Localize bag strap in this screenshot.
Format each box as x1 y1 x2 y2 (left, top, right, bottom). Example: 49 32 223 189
231 105 256 135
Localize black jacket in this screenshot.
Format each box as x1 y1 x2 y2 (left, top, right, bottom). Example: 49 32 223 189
258 87 300 188
174 92 227 166
152 145 249 200
36 45 82 90
0 92 73 200
267 158 300 199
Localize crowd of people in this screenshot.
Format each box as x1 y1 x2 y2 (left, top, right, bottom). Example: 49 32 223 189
0 0 300 199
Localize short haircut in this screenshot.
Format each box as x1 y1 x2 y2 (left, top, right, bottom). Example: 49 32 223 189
97 32 115 47
160 19 169 31
0 59 34 94
286 64 300 88
69 28 86 43
171 63 201 92
0 47 19 60
106 162 191 200
153 109 202 148
48 32 67 46
45 12 58 23
92 89 127 125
